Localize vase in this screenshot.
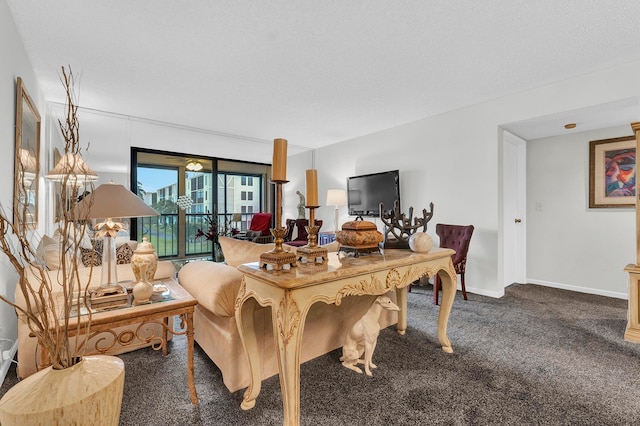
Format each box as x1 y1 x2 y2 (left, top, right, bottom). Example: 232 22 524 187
131 236 158 282
214 241 224 262
0 355 125 425
132 263 154 304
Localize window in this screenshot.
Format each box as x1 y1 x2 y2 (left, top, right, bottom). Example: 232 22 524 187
132 148 270 258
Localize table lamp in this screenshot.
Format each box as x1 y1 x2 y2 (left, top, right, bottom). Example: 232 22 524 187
46 152 99 185
326 189 347 233
74 182 159 300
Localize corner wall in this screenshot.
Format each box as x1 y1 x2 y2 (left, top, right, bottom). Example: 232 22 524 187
0 0 45 381
527 125 634 298
298 60 640 301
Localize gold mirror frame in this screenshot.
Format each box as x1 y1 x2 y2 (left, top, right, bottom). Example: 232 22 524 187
14 77 41 229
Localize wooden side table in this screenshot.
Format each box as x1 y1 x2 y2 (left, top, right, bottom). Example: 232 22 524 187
39 277 199 404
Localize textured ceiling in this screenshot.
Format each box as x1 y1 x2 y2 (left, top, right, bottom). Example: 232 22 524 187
6 1 640 149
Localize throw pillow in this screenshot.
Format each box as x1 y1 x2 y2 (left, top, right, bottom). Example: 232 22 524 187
115 243 134 264
219 236 277 267
80 239 104 267
81 247 102 267
37 235 64 270
219 236 340 268
245 230 262 239
81 239 134 267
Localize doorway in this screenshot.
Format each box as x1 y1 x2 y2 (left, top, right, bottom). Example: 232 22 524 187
502 131 527 287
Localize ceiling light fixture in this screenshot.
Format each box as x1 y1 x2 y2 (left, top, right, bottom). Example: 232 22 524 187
186 161 203 172
564 123 577 129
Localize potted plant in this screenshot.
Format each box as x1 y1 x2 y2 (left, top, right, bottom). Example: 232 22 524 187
0 67 125 425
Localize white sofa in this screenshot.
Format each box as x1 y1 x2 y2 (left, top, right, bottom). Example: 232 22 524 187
178 236 398 392
14 234 177 379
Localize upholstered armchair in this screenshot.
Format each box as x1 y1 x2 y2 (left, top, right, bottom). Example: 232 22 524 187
433 223 474 305
235 212 273 244
284 219 323 247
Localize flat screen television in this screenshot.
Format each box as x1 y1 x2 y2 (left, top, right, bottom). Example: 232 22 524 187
347 170 400 217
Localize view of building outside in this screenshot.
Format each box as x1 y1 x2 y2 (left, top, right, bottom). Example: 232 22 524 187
218 173 262 233
136 166 262 258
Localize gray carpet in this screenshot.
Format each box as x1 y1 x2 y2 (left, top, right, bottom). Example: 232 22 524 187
2 283 640 425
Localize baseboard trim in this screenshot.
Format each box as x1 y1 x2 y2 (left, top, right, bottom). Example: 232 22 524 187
0 340 17 385
527 279 628 300
467 286 505 299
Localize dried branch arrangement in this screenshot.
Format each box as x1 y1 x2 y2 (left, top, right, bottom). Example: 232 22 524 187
379 200 434 249
0 66 94 370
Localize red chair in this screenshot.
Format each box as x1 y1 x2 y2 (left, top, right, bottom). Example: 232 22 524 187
433 224 474 305
284 219 323 247
236 212 273 243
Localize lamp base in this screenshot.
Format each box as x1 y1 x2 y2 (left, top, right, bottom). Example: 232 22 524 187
90 284 128 310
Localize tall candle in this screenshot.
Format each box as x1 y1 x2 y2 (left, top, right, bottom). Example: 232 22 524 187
305 169 318 206
272 138 288 181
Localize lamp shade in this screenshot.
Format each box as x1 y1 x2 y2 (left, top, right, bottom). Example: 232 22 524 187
74 182 159 219
326 189 347 206
46 152 98 183
19 149 37 174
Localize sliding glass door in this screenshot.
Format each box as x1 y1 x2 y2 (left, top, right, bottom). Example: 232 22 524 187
136 165 180 257
131 148 271 260
217 172 263 234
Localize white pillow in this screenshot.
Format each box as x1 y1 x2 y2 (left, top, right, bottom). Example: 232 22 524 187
54 225 93 249
219 236 277 267
37 234 64 270
219 236 339 268
115 229 131 248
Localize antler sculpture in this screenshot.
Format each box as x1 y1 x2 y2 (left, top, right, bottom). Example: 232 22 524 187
379 200 434 249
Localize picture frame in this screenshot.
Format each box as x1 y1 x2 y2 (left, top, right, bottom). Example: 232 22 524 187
589 135 636 208
14 77 41 228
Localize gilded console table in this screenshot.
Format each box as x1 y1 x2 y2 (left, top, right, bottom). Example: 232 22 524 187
235 248 457 426
624 264 640 343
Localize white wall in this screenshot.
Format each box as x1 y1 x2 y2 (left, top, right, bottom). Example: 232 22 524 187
527 125 634 298
46 103 311 180
299 60 640 301
0 0 45 380
4 5 640 379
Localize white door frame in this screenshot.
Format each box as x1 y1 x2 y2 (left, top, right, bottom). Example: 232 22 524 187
501 130 527 287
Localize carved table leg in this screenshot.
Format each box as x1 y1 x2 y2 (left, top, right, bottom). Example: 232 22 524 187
436 264 456 353
162 316 170 356
236 297 262 410
185 311 199 404
272 290 304 426
395 286 407 335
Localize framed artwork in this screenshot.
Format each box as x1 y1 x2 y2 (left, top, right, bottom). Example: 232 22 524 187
13 77 41 228
589 136 636 208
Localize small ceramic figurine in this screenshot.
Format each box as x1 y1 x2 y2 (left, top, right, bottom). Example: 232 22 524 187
296 190 306 219
340 295 400 376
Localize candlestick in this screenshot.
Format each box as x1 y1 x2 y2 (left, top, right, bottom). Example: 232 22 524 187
259 180 297 271
272 138 288 181
305 169 318 206
296 206 328 264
